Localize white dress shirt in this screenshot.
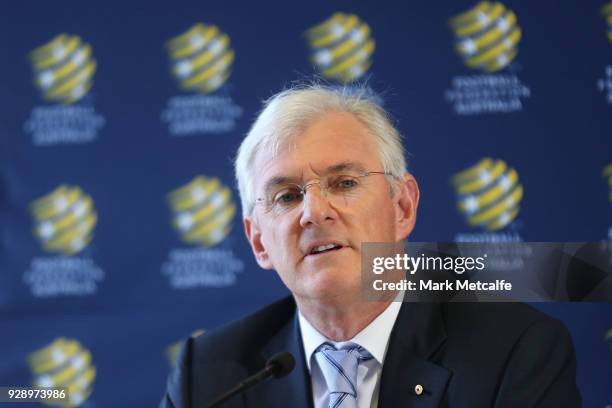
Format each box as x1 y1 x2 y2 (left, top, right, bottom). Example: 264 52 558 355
297 294 403 408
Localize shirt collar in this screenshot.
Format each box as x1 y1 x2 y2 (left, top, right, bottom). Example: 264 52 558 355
298 292 404 371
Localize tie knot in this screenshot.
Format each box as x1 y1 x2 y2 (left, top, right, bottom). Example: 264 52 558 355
313 342 373 400
317 342 373 362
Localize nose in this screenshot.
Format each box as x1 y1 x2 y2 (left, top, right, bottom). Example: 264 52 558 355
299 184 336 228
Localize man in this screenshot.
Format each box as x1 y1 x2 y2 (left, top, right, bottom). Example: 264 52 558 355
161 85 581 407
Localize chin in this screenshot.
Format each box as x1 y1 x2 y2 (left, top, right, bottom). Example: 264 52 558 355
300 268 361 301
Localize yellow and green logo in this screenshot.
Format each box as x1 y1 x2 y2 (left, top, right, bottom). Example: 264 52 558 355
451 158 523 231
30 185 97 255
28 337 96 407
305 12 375 83
449 1 522 72
167 176 236 247
603 2 612 43
603 164 612 203
166 23 234 94
29 34 96 104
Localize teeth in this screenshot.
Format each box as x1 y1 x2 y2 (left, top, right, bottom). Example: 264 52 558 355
311 243 339 254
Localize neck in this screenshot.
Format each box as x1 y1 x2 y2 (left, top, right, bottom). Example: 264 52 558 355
295 296 392 341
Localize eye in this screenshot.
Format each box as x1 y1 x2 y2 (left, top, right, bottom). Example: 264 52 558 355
273 188 303 205
331 176 359 190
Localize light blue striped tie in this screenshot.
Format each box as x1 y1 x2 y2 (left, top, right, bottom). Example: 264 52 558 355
314 343 373 408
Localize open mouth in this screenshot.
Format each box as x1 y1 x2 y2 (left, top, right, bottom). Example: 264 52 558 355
309 243 344 256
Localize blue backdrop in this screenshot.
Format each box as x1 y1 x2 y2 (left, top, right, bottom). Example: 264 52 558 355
1 0 611 406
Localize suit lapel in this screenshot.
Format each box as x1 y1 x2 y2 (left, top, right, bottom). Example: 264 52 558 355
245 311 313 408
378 302 451 408
241 298 450 408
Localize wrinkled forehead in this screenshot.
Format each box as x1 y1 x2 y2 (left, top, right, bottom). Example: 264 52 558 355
253 140 381 197
249 110 383 191
261 160 372 194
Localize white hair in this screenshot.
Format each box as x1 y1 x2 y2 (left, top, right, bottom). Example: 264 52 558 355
235 84 408 217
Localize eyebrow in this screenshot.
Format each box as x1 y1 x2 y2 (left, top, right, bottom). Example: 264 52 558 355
325 161 368 174
261 161 368 196
262 175 301 197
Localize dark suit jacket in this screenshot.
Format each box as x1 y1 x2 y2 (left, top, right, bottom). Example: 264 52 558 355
160 297 581 408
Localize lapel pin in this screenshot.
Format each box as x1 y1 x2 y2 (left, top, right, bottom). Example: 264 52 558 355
414 384 424 396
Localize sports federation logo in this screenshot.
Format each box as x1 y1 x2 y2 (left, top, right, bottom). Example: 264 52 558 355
167 176 236 247
603 2 612 43
451 158 523 231
604 164 612 203
166 23 234 94
29 34 97 104
30 185 97 255
305 12 375 83
449 1 522 72
28 338 96 407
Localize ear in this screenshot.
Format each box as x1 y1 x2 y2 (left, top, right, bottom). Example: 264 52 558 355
394 173 420 241
244 216 274 270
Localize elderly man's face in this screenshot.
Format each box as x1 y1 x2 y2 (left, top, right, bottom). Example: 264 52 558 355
244 111 418 303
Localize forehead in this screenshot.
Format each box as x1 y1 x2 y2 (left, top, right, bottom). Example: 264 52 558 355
254 111 382 185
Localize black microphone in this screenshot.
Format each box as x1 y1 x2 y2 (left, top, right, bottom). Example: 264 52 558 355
207 351 295 408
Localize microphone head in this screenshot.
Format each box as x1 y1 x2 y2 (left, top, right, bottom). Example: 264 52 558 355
266 352 295 378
